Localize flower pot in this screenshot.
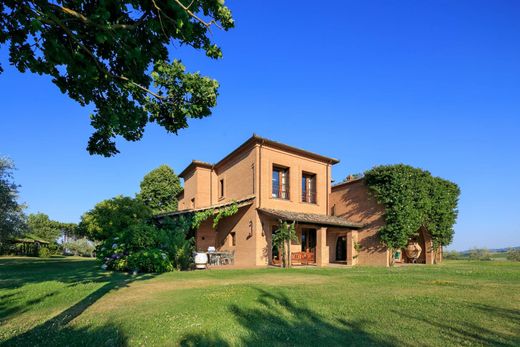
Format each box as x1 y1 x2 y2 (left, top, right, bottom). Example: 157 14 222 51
405 241 422 262
194 252 208 269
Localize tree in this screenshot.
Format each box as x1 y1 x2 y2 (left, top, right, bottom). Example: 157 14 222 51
78 195 152 241
63 237 95 257
272 220 297 268
0 1 234 156
506 248 520 262
0 157 26 242
27 213 61 242
468 248 491 261
137 165 182 213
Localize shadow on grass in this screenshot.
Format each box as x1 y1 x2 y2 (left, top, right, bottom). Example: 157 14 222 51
0 257 112 290
1 257 154 346
180 288 399 346
393 303 520 347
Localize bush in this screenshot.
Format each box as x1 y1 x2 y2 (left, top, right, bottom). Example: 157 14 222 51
128 249 173 273
63 238 95 257
444 250 461 260
38 247 51 258
507 248 520 262
469 248 491 261
81 196 195 273
48 242 63 255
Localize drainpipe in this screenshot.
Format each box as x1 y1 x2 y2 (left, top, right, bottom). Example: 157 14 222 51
259 139 264 208
326 160 331 215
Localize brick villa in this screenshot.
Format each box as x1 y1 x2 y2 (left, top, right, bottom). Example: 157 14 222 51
158 134 442 267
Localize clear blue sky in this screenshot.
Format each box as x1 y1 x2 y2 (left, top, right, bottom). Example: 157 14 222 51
1 1 518 251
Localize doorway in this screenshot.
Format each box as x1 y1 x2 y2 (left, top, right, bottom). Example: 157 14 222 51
300 228 316 264
336 236 347 261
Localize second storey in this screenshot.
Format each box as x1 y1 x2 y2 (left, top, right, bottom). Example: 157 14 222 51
177 135 339 215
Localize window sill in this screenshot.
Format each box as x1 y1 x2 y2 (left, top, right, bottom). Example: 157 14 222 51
270 197 291 201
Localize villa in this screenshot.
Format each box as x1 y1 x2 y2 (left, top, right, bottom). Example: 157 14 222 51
158 134 442 267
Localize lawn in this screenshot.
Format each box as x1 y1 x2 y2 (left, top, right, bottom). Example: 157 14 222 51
0 257 519 346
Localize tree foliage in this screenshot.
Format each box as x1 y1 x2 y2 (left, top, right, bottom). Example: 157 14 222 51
137 165 181 213
364 164 460 252
80 195 193 272
0 1 234 156
27 212 62 242
0 157 26 242
507 248 520 262
78 195 153 240
63 237 95 257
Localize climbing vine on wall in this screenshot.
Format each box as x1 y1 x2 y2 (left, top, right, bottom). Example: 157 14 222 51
212 202 239 228
364 164 460 252
191 201 239 230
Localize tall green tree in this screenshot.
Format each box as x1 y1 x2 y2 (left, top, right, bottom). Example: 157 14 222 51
78 195 152 241
27 213 61 242
137 165 181 213
0 157 26 242
0 1 234 156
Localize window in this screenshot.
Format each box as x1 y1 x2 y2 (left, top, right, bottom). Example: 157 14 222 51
191 198 195 208
219 179 225 198
272 166 289 199
230 232 236 246
302 173 316 203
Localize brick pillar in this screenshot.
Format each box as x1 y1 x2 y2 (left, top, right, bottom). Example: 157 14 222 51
316 227 329 267
424 234 434 264
347 230 359 266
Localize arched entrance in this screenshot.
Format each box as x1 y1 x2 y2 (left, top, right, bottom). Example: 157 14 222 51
336 236 347 261
401 227 434 264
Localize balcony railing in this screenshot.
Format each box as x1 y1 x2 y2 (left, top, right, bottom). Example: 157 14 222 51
301 191 316 204
272 184 290 200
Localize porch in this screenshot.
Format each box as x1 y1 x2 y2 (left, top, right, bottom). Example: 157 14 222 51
258 208 363 267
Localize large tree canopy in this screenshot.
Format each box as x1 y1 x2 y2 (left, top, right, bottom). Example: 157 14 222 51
27 212 62 242
364 164 460 252
137 164 181 213
0 158 26 242
0 1 234 156
78 195 152 240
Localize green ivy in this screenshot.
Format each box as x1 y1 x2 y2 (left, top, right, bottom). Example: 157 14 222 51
191 201 239 230
212 202 239 228
364 164 460 252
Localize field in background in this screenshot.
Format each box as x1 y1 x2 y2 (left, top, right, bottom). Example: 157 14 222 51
1 257 519 346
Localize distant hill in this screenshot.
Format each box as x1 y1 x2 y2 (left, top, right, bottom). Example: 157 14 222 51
459 246 520 255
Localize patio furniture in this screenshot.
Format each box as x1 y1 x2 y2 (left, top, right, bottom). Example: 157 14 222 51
207 251 234 266
220 251 235 265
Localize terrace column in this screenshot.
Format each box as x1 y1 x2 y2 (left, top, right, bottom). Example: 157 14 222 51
424 236 435 265
316 227 329 267
347 230 359 266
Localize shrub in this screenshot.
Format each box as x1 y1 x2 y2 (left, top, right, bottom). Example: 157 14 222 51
38 247 51 258
506 248 520 262
444 250 461 260
128 249 173 273
469 248 491 261
81 196 196 273
63 238 95 257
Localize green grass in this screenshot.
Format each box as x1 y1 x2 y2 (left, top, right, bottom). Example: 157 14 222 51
1 257 519 346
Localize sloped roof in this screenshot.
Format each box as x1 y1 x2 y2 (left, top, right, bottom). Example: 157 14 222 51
178 134 340 178
258 208 363 228
155 195 256 218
